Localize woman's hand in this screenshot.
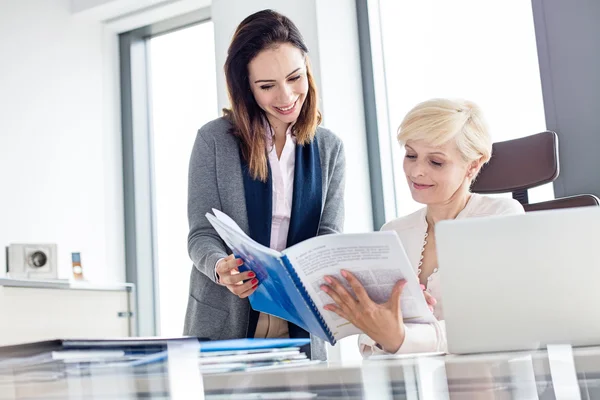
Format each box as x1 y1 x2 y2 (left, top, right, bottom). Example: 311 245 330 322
216 255 259 298
421 284 437 313
321 270 407 353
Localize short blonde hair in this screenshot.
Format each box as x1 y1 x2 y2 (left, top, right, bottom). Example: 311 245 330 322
397 98 492 163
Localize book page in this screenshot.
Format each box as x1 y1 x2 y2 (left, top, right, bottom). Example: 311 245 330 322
283 231 435 341
211 209 280 257
206 211 330 341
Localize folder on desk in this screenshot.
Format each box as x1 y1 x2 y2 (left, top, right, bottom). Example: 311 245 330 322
122 338 312 369
0 337 310 359
199 338 310 353
0 337 205 359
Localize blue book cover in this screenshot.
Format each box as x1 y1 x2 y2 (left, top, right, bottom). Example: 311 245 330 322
207 210 435 346
199 338 310 352
207 211 332 343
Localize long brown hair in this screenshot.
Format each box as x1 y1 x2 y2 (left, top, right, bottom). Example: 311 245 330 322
223 9 322 182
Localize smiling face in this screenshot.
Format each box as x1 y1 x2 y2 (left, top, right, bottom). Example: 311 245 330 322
248 42 308 128
403 139 482 205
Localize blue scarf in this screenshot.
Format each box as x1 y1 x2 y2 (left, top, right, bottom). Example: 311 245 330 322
241 138 322 338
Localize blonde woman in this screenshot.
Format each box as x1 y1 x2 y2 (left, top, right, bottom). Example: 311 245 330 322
320 99 524 355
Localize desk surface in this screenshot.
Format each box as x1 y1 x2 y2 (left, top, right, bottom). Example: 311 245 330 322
1 345 599 399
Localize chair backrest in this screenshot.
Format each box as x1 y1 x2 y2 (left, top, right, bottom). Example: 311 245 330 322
471 131 599 211
471 131 559 204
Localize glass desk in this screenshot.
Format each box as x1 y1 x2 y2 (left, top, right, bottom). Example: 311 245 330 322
1 344 599 399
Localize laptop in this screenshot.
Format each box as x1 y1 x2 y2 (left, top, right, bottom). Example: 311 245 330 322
435 206 600 354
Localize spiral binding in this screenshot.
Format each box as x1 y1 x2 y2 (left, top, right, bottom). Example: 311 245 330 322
280 255 336 345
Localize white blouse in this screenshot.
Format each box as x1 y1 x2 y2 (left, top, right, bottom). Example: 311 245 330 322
254 125 296 339
358 193 525 356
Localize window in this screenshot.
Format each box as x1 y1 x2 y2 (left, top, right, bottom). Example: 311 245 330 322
148 21 219 336
372 0 551 220
120 10 216 336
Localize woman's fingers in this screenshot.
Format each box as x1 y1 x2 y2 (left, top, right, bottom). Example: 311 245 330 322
387 280 407 316
341 270 370 303
423 290 437 306
217 256 258 286
237 280 260 298
323 304 349 320
320 283 347 309
421 285 436 312
217 256 243 276
227 277 259 297
220 269 255 285
215 256 258 298
322 275 357 308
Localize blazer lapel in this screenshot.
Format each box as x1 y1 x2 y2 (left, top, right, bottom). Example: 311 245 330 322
287 139 322 247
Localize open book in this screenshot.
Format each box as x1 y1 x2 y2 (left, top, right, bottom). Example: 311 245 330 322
206 209 435 346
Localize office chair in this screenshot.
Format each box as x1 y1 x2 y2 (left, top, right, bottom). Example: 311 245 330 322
471 131 599 212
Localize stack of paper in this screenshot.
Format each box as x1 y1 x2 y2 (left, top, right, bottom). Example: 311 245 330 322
125 338 318 374
0 337 319 377
201 338 320 374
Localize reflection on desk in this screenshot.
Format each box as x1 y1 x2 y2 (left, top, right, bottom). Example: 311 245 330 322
1 344 600 399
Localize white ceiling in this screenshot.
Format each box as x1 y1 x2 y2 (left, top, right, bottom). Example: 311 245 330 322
71 0 212 32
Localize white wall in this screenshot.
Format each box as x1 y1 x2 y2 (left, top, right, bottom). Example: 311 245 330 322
0 0 125 283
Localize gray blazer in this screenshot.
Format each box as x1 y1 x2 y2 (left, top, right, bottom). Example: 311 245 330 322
183 117 345 360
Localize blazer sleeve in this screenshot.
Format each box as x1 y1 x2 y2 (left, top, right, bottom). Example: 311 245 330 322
187 129 229 283
318 140 346 236
358 320 447 357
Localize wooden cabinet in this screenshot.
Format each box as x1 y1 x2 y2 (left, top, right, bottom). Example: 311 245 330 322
0 279 135 346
